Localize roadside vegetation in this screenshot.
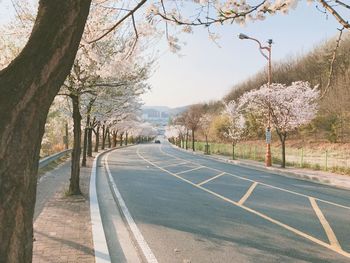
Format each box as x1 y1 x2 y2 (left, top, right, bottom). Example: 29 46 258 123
167 33 350 174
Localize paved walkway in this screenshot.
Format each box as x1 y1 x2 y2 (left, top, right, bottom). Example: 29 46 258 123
33 157 95 263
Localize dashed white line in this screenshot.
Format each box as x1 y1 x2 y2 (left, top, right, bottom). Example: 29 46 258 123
197 172 226 186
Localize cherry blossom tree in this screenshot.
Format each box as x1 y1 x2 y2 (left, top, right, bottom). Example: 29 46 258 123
199 114 213 154
239 81 320 167
0 0 347 260
221 101 246 160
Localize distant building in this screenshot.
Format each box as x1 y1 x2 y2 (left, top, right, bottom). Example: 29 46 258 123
142 108 170 126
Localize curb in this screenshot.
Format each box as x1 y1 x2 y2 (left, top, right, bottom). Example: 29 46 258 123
90 148 118 263
169 144 350 191
89 145 137 263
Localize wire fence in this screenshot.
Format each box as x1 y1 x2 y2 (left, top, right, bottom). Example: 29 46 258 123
194 141 350 174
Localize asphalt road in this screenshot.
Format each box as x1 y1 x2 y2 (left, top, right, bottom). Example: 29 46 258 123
101 140 350 263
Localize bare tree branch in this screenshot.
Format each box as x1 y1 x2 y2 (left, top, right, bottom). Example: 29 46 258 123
320 27 345 99
88 0 147 44
318 0 350 29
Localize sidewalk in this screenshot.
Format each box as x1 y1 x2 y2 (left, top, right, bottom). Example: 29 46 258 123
32 156 95 263
175 145 350 191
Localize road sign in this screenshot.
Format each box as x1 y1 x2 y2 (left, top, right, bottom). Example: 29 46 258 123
266 129 271 144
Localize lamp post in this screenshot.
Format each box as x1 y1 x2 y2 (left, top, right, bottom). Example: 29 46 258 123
238 33 273 167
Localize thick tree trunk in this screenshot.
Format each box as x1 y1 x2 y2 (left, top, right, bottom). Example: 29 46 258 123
112 131 117 147
64 122 69 149
192 130 195 151
82 113 91 166
81 127 88 167
87 127 93 157
102 124 106 150
120 133 123 146
125 131 128 146
69 94 82 195
107 128 111 148
277 131 287 168
94 125 100 152
0 1 91 261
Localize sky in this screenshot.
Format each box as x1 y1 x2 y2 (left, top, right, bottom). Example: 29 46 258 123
141 2 341 108
0 1 343 108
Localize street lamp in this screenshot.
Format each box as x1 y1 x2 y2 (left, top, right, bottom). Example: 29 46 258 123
238 33 273 167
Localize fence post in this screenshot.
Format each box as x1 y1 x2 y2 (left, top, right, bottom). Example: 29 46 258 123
254 146 257 160
325 150 328 171
300 148 304 168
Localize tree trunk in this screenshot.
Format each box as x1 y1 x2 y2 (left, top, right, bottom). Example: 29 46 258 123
112 131 117 147
81 126 87 167
102 124 106 150
87 127 93 157
120 133 123 146
185 130 189 150
192 130 195 151
107 128 111 148
64 122 69 149
205 135 209 154
0 1 91 261
94 125 100 152
232 142 235 160
277 131 287 168
69 94 82 195
125 131 128 146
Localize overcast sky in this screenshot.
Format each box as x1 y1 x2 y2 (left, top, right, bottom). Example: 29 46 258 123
141 2 340 108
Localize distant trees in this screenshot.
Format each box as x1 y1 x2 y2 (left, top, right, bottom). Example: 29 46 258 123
185 105 204 151
199 114 213 154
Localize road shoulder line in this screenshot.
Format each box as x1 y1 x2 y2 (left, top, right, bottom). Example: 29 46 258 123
197 172 226 186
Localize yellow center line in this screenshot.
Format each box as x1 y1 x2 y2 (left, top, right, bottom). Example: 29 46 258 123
137 148 350 259
238 182 258 206
159 146 350 211
197 172 226 186
309 197 341 249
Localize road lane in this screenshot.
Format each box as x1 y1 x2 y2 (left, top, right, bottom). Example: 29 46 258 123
104 142 350 262
161 144 350 209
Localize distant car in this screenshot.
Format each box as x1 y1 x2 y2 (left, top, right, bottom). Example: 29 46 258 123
154 140 161 144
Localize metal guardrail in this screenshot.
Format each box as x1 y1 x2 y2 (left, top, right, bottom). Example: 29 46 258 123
39 149 72 169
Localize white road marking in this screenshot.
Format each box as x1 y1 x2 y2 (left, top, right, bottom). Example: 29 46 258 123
197 172 226 186
162 161 188 168
176 166 203 175
105 150 158 263
137 148 350 259
159 146 350 211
